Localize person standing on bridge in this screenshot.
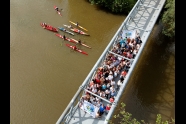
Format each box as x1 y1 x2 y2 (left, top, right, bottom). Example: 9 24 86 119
105 88 110 99
98 104 106 116
109 96 115 103
105 104 111 114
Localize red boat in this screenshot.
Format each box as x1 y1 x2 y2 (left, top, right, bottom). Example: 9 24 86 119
40 23 58 32
65 44 88 55
54 5 62 16
70 38 91 49
70 28 90 36
55 33 91 49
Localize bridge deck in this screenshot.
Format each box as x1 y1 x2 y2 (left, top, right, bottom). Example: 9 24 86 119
69 108 106 124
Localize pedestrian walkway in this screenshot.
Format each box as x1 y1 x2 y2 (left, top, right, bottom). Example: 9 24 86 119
56 0 166 124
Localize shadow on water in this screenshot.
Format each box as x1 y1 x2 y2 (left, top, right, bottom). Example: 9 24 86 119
111 23 175 123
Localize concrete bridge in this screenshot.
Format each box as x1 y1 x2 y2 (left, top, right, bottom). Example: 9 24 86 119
56 0 166 123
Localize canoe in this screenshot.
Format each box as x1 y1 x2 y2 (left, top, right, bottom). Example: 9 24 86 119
63 24 74 29
58 27 75 36
63 24 73 29
70 28 90 36
54 5 62 16
63 24 89 36
70 38 91 49
65 44 88 55
69 21 88 31
55 33 91 49
55 33 76 43
40 23 58 32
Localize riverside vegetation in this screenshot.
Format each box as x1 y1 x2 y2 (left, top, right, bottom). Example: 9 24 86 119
88 0 175 38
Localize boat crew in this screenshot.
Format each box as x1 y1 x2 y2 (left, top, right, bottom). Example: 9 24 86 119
42 23 47 28
73 45 77 50
78 30 81 34
78 39 81 44
68 25 72 29
55 6 59 12
63 35 66 40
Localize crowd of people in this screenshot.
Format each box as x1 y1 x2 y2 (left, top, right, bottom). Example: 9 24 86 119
79 30 143 118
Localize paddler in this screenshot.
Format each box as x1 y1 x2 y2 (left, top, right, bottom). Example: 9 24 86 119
68 25 73 29
55 6 59 12
78 30 81 34
76 22 79 26
63 35 66 40
78 39 81 44
72 45 77 50
42 23 47 28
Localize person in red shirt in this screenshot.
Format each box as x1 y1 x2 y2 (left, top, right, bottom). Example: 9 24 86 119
110 96 114 103
105 104 111 114
89 79 95 87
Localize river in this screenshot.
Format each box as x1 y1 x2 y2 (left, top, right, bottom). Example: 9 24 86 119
10 0 175 124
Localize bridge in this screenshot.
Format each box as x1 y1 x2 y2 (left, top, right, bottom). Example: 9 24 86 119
56 0 166 123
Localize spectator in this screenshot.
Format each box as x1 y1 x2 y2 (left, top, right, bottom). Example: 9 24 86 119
110 85 115 91
101 83 107 91
110 89 116 98
116 79 123 91
98 104 106 116
89 79 95 87
110 96 115 103
121 70 127 78
100 91 106 98
108 72 114 81
110 79 116 86
96 100 102 107
105 88 110 99
105 104 111 114
106 81 111 89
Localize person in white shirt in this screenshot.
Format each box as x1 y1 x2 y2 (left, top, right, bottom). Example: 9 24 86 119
105 88 110 99
108 72 114 81
110 85 115 91
92 87 97 94
116 79 123 91
110 79 116 86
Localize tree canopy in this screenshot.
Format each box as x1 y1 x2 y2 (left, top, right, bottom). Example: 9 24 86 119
108 102 175 124
88 0 137 14
161 0 175 38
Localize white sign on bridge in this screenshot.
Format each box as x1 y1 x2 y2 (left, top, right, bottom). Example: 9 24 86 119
80 100 99 118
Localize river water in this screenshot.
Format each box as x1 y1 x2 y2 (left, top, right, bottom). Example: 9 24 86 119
10 0 175 124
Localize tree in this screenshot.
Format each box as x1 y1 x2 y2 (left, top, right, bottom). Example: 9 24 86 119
108 102 175 124
88 0 137 14
161 0 175 38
